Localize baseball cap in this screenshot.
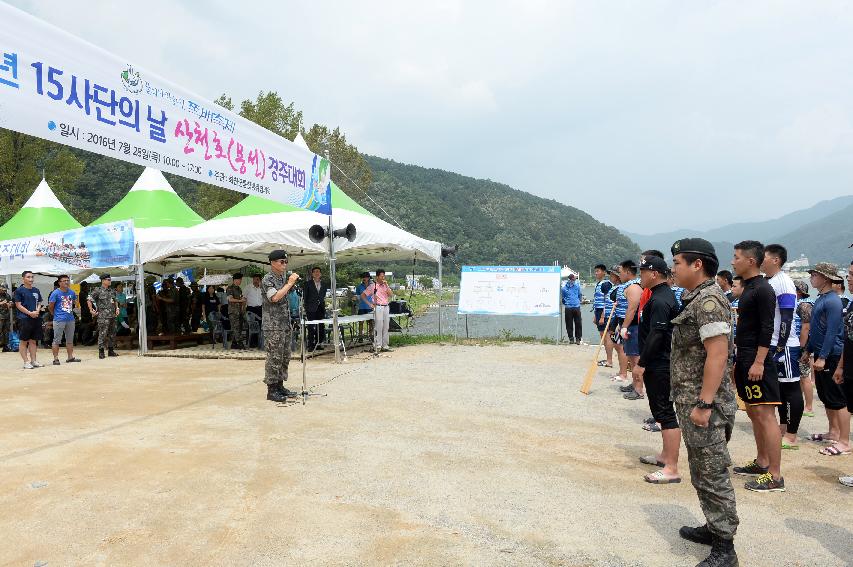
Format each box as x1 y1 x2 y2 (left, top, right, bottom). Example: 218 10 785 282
639 256 669 274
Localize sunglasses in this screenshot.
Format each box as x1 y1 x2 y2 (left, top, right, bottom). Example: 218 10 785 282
273 259 288 264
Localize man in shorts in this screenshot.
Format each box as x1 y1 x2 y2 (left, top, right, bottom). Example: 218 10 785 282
617 261 643 399
730 241 785 492
794 280 815 417
13 270 45 369
834 261 853 482
48 274 81 365
804 262 848 454
592 264 614 367
762 244 804 450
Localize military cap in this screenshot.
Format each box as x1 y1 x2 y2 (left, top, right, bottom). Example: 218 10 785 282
232 272 244 280
671 238 718 262
609 264 621 274
268 249 288 262
99 273 111 280
639 255 669 274
793 280 808 296
808 262 842 282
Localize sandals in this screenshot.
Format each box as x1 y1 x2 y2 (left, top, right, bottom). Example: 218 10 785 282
597 360 613 367
806 433 835 443
819 445 852 456
644 470 682 484
610 375 627 383
640 455 665 467
803 410 815 417
643 422 662 432
839 476 853 487
781 440 799 450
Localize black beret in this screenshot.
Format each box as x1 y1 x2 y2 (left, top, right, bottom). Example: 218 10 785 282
671 238 718 262
639 255 669 274
232 273 243 280
268 249 288 262
100 273 111 280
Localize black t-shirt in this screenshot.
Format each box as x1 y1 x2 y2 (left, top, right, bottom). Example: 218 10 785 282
735 275 775 350
638 283 677 369
202 294 220 316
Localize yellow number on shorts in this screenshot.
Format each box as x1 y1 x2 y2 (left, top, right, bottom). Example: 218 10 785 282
744 385 763 400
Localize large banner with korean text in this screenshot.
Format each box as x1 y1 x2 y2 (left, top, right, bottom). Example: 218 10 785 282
0 3 331 214
0 220 135 276
458 266 561 316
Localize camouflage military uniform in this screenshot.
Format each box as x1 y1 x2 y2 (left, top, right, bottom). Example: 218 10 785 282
0 289 12 349
671 279 739 540
261 271 291 385
226 283 245 345
89 285 117 350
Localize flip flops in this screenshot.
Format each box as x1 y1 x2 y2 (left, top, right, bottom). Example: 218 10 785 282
839 476 853 487
819 445 852 456
643 422 662 432
640 455 665 467
806 433 835 443
781 440 799 450
597 360 613 367
644 470 682 484
803 410 815 417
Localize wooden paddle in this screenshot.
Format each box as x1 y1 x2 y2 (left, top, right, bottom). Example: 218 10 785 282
580 303 617 395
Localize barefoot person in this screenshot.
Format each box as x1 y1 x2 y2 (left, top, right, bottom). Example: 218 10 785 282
635 255 681 484
670 238 739 566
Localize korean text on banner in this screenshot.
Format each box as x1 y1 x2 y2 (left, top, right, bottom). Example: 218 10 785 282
458 266 561 317
0 220 135 275
0 3 331 215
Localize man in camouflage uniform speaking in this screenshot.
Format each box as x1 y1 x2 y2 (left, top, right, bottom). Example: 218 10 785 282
262 250 301 402
670 238 739 567
87 273 119 359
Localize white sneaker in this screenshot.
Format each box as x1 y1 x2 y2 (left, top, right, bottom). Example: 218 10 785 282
23 362 33 369
31 361 44 368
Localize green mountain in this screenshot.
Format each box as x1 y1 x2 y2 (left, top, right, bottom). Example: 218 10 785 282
357 155 640 270
625 195 853 264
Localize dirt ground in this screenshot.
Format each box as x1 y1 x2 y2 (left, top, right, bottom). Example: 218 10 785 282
1 342 851 566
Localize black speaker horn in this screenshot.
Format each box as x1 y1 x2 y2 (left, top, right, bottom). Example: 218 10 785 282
332 223 357 242
308 224 327 243
441 244 458 258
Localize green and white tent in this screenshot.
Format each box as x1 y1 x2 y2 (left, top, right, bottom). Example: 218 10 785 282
90 167 204 263
0 178 81 241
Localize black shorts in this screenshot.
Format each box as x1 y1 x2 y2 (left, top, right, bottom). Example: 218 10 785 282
844 366 853 414
643 366 678 430
734 349 781 406
815 355 847 411
17 317 43 342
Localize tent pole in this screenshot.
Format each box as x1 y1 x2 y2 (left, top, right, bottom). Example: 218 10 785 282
135 244 148 356
437 257 442 338
328 215 342 363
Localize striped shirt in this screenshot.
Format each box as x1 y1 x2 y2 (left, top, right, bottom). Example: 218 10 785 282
593 279 612 310
614 278 640 320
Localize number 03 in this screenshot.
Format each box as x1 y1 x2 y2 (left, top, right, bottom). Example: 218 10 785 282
744 385 762 400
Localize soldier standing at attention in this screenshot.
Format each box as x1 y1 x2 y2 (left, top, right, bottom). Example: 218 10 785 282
262 250 301 402
227 273 247 349
88 273 119 359
0 284 12 352
670 238 739 567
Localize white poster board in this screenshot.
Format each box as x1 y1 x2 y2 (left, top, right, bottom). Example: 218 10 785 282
458 266 561 316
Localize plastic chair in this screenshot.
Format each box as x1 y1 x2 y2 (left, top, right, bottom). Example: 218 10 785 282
247 311 264 349
207 311 229 349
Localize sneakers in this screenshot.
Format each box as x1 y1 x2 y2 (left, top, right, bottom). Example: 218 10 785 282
31 361 43 368
22 362 33 369
696 535 738 567
619 383 635 393
66 357 81 363
53 359 60 366
623 389 645 400
679 524 713 546
732 459 769 477
839 476 853 487
744 473 785 493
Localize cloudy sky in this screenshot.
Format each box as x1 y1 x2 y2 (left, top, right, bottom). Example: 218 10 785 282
9 0 853 233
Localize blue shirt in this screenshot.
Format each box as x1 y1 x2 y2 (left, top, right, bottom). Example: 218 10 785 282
593 280 612 310
561 280 582 308
355 282 372 310
49 289 77 322
287 289 299 316
13 286 42 320
808 291 844 359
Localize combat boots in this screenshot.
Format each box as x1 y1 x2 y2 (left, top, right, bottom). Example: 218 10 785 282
99 348 105 359
695 536 738 567
108 348 118 357
276 383 298 398
679 524 713 546
266 383 289 402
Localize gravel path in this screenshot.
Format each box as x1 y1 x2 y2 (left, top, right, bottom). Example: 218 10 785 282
1 343 850 566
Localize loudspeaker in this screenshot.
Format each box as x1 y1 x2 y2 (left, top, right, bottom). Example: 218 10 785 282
309 224 327 243
332 223 357 242
441 244 458 258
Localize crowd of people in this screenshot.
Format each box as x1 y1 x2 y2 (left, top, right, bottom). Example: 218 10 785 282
584 239 852 567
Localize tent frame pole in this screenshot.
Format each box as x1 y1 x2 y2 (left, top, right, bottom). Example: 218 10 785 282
135 243 148 356
437 257 442 338
328 215 342 363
